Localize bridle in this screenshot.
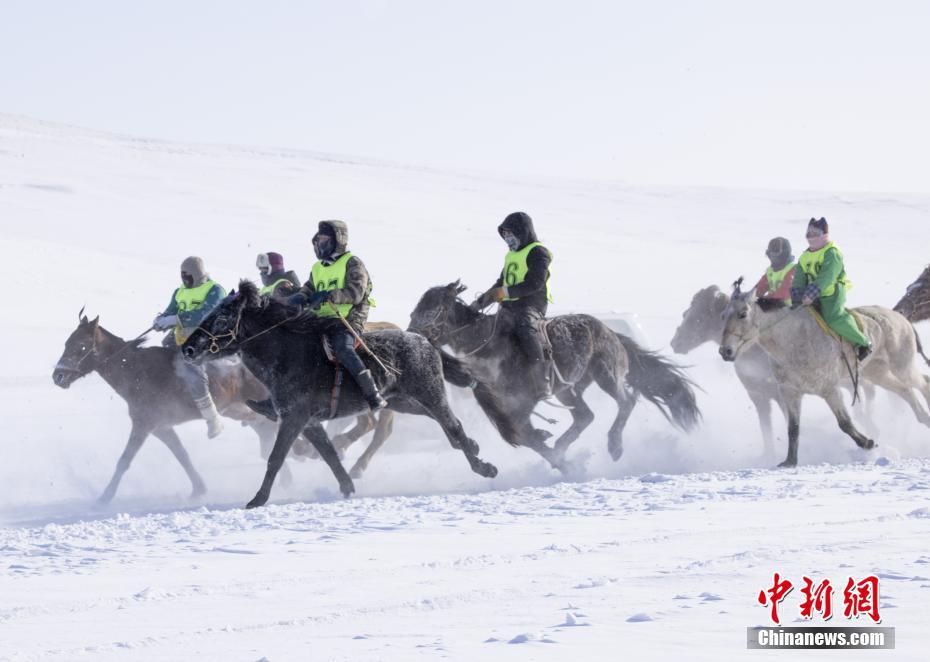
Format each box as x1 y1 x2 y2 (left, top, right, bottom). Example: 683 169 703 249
415 296 499 356
193 302 302 355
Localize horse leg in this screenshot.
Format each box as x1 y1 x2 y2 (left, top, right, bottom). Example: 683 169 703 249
606 387 638 462
152 427 207 498
549 385 595 464
246 412 306 509
779 389 802 468
349 410 395 479
99 421 151 504
590 363 638 462
747 391 776 459
824 389 876 450
421 397 498 478
333 414 376 455
302 421 355 497
868 370 930 427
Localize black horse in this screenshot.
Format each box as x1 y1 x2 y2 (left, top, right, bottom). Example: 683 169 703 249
53 310 278 503
182 281 515 509
408 281 701 471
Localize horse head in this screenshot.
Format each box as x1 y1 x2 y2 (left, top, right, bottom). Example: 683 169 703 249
408 279 469 344
182 281 259 362
719 276 758 362
53 309 101 388
893 265 930 323
670 285 729 354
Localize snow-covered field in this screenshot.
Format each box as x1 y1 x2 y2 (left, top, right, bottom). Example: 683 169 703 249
2 114 929 660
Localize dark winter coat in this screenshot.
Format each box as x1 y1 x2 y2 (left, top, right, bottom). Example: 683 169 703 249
480 212 551 314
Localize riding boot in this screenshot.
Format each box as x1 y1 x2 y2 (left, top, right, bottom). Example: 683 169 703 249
857 343 873 362
530 358 552 401
194 395 224 439
246 398 278 422
355 369 388 411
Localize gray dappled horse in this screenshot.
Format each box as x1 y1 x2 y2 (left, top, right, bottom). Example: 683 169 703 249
720 282 930 467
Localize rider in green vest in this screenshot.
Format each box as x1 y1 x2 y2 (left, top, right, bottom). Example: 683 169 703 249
256 251 301 300
152 256 227 437
753 237 796 305
252 220 386 415
790 217 872 361
472 211 554 399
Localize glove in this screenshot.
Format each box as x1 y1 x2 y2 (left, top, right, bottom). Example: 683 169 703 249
153 314 178 331
286 292 309 307
485 287 508 303
307 290 331 310
801 284 821 306
468 299 485 313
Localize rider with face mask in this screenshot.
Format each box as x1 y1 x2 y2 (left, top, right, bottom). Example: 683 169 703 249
255 251 301 300
791 217 872 361
754 237 796 305
152 256 227 437
472 211 554 399
281 220 387 411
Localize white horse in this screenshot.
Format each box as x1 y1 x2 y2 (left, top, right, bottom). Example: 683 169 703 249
720 281 930 467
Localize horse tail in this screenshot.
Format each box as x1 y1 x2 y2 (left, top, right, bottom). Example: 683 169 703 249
439 349 520 447
614 332 701 431
912 324 930 369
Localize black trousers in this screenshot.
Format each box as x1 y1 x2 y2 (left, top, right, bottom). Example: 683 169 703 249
511 307 546 364
327 327 367 377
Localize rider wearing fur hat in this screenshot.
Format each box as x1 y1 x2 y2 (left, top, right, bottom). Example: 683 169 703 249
472 211 554 399
791 218 872 361
256 251 301 300
153 256 227 437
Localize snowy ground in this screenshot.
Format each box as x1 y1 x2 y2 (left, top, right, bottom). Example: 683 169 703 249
1 114 929 659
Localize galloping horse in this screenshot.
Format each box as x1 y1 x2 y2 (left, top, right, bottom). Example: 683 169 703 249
53 310 279 503
409 281 701 472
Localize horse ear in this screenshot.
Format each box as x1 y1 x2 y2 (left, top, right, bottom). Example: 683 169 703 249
446 279 462 292
78 305 88 325
731 276 744 296
90 315 100 329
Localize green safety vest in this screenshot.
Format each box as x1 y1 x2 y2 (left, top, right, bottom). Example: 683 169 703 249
309 252 374 318
173 279 217 344
798 242 850 297
766 263 795 292
502 242 553 302
259 277 292 297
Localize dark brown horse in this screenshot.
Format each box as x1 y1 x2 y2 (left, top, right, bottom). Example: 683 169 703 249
53 310 280 503
894 265 930 323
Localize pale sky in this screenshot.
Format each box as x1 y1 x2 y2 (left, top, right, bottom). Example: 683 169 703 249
2 0 929 192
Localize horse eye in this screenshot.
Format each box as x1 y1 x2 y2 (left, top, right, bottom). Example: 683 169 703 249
79 345 86 351
738 312 748 319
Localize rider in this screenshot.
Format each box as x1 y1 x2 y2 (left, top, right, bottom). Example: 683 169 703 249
256 251 301 300
252 220 387 414
754 237 796 305
152 256 227 437
472 211 553 399
791 217 872 361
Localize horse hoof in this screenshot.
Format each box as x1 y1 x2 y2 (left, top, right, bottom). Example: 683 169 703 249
482 462 498 478
608 446 623 462
245 494 267 509
777 460 797 468
349 467 364 480
340 484 355 499
190 486 207 499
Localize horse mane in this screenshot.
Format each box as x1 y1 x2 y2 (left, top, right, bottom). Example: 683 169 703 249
756 297 787 314
236 280 343 336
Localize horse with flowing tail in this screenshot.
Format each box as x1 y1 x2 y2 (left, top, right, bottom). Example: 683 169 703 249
720 279 930 467
894 265 930 323
183 280 514 509
672 284 877 458
53 309 280 504
408 281 701 472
